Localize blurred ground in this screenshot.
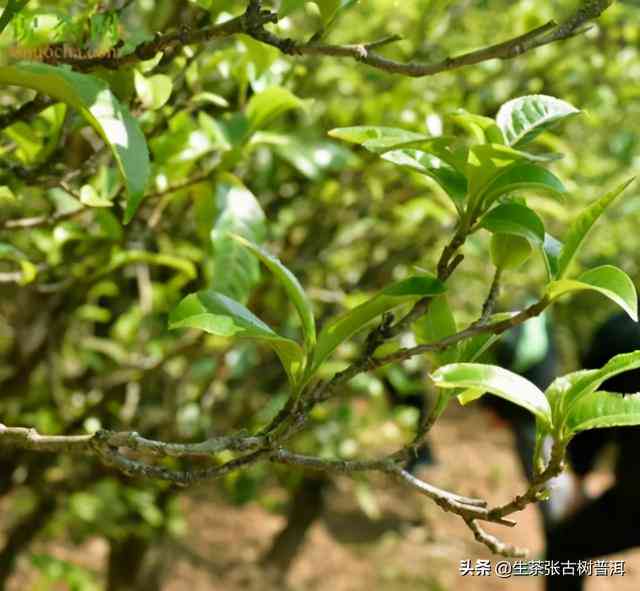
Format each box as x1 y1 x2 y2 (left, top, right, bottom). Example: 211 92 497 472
8 403 640 591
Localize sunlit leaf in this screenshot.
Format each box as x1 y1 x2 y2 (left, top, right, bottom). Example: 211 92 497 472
134 70 173 110
481 163 566 208
556 179 635 278
328 126 428 147
0 242 37 284
465 144 526 207
496 95 580 147
96 250 197 280
413 294 458 365
447 110 505 144
479 202 545 245
379 149 468 209
169 291 305 384
432 363 552 426
78 185 112 207
246 86 305 133
210 174 266 304
547 351 640 429
231 234 317 351
0 0 29 35
0 63 150 224
547 265 638 321
541 233 563 281
566 390 640 433
309 275 446 378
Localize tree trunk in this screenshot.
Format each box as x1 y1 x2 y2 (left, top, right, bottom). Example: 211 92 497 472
260 475 329 576
106 533 160 591
0 496 56 590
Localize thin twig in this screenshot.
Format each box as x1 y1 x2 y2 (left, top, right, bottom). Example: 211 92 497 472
33 1 610 80
0 171 213 230
465 519 528 558
0 96 52 132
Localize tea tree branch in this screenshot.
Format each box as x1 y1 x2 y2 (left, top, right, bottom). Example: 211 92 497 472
35 1 610 79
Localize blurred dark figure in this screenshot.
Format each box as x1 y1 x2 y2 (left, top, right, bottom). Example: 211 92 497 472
492 314 558 479
486 313 577 530
546 311 640 591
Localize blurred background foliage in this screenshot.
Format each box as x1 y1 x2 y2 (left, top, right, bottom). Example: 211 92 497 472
0 0 639 589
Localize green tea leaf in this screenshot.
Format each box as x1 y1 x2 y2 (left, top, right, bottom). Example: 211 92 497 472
413 294 458 365
328 126 428 147
0 0 29 35
496 95 580 147
169 291 305 384
231 234 316 351
314 0 340 23
556 179 635 278
0 242 37 284
96 250 197 280
432 363 552 426
479 202 545 245
309 275 446 377
378 149 468 209
481 163 566 208
134 70 173 110
547 265 638 321
465 144 526 208
541 233 563 281
0 63 150 224
566 391 640 433
246 87 305 134
447 110 505 144
548 351 640 429
210 174 266 304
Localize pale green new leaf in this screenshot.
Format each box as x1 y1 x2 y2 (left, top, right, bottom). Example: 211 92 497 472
413 294 458 365
313 0 357 25
0 63 150 224
479 203 545 245
496 95 580 147
210 174 266 304
378 149 467 209
465 144 527 208
279 0 306 16
556 179 635 278
95 250 197 280
309 275 446 377
548 351 640 428
566 391 640 433
328 126 428 148
547 265 638 321
329 127 467 207
447 110 505 144
169 291 305 384
541 233 563 281
246 87 305 133
134 70 173 110
313 0 340 23
0 0 29 35
0 242 37 284
481 163 566 208
432 363 552 426
231 234 316 351
457 387 486 405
